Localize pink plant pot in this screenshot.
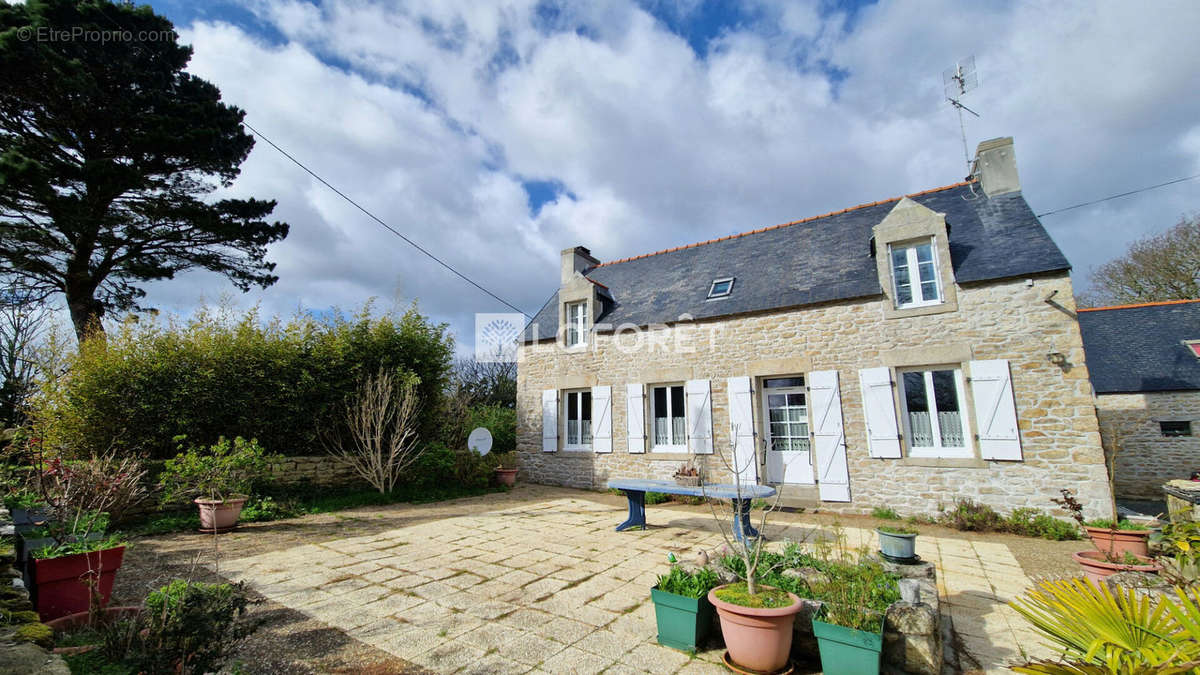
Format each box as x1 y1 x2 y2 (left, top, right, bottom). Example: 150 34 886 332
195 497 247 533
1072 550 1160 586
48 606 143 655
708 584 802 673
494 468 518 487
1083 527 1151 558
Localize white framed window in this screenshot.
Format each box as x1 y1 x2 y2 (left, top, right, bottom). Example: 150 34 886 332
898 367 972 458
650 384 687 451
889 239 942 308
707 277 735 299
565 301 587 347
562 389 592 450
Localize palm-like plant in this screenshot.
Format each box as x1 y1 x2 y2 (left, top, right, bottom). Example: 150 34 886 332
1010 578 1200 674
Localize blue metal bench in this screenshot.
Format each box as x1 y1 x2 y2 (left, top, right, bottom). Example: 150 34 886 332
606 479 777 544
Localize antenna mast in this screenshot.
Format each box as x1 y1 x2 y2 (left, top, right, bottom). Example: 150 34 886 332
943 56 979 175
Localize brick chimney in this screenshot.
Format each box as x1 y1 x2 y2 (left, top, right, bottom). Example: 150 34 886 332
560 246 600 286
972 137 1021 197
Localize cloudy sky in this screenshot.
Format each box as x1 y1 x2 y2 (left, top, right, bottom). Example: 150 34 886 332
132 0 1200 351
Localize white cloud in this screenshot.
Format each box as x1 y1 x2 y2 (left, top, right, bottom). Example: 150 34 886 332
135 0 1200 350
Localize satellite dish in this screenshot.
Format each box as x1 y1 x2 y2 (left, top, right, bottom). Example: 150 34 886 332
467 427 493 456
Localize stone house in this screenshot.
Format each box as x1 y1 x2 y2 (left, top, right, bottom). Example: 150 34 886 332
1079 299 1200 500
516 138 1112 518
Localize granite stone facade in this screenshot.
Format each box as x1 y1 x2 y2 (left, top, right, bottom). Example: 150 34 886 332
517 273 1114 520
1096 391 1200 500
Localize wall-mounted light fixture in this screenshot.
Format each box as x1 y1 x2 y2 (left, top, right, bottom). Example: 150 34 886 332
1046 350 1068 367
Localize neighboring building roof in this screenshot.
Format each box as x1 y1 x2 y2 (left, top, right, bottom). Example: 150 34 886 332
1079 299 1200 394
524 181 1071 341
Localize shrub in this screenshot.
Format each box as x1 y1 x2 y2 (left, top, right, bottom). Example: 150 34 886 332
467 405 516 454
871 506 901 520
31 303 453 460
1008 507 1081 541
140 580 252 674
322 369 423 494
409 442 494 491
938 498 1006 532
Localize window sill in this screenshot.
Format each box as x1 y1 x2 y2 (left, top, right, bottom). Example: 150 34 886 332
562 447 593 452
647 452 692 462
895 457 988 469
883 297 958 319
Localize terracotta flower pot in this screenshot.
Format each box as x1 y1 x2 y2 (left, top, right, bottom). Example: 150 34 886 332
33 546 126 622
708 584 802 673
195 497 247 533
47 606 143 655
1084 527 1151 557
494 468 518 487
1072 550 1159 585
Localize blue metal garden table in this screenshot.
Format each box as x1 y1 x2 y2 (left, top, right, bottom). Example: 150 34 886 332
606 479 777 544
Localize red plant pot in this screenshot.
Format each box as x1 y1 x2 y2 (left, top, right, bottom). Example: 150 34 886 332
1083 527 1151 558
708 585 802 673
195 497 247 533
1072 550 1159 586
33 546 126 622
494 468 518 487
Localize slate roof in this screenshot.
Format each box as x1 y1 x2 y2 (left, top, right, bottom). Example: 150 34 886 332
524 181 1071 341
1078 300 1200 393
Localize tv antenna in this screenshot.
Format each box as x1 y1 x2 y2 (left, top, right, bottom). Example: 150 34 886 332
943 56 979 175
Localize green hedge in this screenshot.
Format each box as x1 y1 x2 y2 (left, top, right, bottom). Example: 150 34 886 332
33 304 453 459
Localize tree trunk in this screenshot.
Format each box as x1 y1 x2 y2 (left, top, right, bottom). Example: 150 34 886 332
65 284 105 342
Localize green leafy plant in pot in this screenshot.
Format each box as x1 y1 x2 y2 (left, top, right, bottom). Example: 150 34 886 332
30 453 147 621
160 436 278 533
651 564 721 652
702 429 801 673
811 575 886 675
875 524 919 562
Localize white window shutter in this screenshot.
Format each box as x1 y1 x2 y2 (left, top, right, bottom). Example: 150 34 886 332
626 383 646 453
810 370 850 502
541 389 558 452
858 367 902 459
685 379 714 454
727 376 758 484
970 359 1023 461
591 386 612 453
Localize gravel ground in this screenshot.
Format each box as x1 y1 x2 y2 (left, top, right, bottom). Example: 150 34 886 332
110 487 1086 673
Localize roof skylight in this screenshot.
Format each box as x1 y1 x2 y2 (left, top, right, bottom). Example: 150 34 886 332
708 277 734 299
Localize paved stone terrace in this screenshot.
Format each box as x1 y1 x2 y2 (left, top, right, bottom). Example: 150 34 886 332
216 487 1055 674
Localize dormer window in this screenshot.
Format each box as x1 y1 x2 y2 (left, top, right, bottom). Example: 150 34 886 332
565 301 587 347
708 277 735 299
890 239 942 308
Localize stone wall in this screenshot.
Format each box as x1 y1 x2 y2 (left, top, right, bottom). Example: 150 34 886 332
0 509 68 674
1096 391 1200 500
516 273 1113 520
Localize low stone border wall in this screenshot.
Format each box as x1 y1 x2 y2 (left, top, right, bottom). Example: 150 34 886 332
0 508 68 674
677 555 943 674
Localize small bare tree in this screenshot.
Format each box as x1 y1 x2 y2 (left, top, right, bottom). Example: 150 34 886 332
702 425 784 595
323 368 423 494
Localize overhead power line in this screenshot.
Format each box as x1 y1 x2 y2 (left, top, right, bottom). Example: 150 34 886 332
241 121 530 318
1037 173 1200 218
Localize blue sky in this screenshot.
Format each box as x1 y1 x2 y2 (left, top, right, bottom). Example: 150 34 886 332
118 0 1200 352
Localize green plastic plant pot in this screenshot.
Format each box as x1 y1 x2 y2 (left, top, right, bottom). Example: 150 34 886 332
812 618 883 675
650 587 713 652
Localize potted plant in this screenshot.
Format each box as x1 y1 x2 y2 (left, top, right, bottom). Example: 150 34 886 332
493 452 518 487
875 524 918 562
812 602 885 675
702 430 802 673
160 436 276 533
1081 518 1152 557
673 459 701 487
1053 488 1159 583
27 453 147 621
651 564 721 652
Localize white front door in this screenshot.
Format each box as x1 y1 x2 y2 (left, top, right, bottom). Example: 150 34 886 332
761 377 815 485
